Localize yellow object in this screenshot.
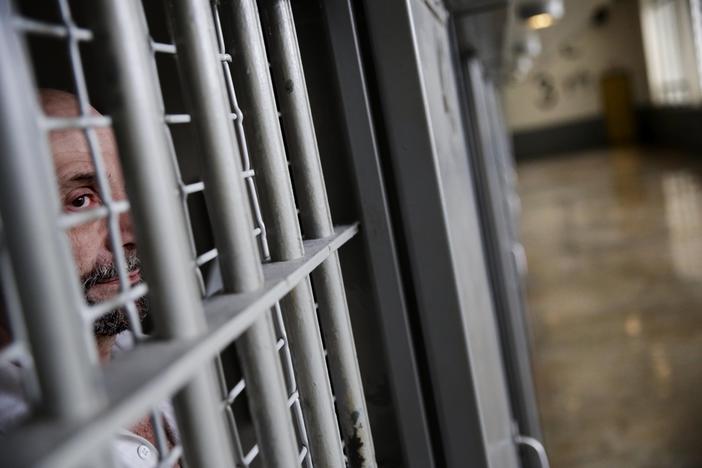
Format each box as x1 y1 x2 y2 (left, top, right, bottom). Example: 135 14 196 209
601 71 636 145
527 13 556 29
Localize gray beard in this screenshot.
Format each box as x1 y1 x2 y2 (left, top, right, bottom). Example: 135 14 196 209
82 253 149 336
90 293 149 336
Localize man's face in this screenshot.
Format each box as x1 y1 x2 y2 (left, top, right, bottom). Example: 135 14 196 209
43 90 144 336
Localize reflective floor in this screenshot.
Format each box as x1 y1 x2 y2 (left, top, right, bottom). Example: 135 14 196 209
518 148 702 468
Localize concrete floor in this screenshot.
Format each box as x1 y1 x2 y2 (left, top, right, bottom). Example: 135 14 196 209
518 148 702 468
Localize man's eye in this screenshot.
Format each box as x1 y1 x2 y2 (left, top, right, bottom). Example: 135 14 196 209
71 195 90 208
67 193 98 211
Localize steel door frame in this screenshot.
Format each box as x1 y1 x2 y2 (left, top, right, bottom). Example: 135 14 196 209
353 1 521 467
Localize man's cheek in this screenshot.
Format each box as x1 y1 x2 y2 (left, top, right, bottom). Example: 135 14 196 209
67 227 99 278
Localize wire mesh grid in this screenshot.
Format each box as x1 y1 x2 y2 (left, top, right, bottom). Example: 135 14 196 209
1 1 339 466
8 1 183 465
249 3 350 462
141 20 220 298
210 3 313 465
140 1 315 466
139 3 262 466
272 302 315 468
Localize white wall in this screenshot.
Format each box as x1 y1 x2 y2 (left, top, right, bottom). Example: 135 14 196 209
502 0 649 132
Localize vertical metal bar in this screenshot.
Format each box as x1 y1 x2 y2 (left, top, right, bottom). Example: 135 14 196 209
320 2 437 467
0 0 104 425
0 4 112 467
258 1 376 465
210 3 271 261
89 1 234 467
276 285 343 467
222 1 345 466
257 0 332 239
164 0 260 292
162 1 301 466
459 54 544 468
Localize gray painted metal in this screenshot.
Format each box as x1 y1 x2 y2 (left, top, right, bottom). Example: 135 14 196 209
0 5 112 468
258 1 376 465
0 1 104 422
0 246 36 400
258 0 334 239
89 1 235 467
58 0 146 341
516 435 551 468
162 1 300 466
320 1 436 467
446 0 510 14
454 8 509 76
0 226 358 468
361 0 520 466
222 1 345 466
462 56 543 448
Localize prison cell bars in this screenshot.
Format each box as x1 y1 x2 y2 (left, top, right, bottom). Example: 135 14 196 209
258 1 377 465
57 0 184 464
141 19 269 465
0 1 370 467
209 4 315 465
92 1 239 467
221 1 346 467
210 1 271 262
142 9 257 465
4 3 184 466
0 2 114 467
163 1 302 467
145 1 339 462
214 2 315 464
61 0 147 341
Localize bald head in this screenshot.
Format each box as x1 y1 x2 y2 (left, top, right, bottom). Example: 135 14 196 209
40 89 84 116
40 89 118 162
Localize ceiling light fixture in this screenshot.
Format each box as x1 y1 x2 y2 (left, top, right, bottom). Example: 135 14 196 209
518 0 564 30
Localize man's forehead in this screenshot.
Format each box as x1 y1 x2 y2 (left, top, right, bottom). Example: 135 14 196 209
51 127 111 161
40 89 119 170
50 125 116 151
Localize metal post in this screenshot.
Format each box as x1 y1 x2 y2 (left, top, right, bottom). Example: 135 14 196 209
320 1 437 466
258 1 376 465
222 1 345 466
162 1 300 466
0 0 103 427
90 1 235 466
359 1 521 466
0 4 112 467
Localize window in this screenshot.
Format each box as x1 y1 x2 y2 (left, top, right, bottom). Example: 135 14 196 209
640 0 702 104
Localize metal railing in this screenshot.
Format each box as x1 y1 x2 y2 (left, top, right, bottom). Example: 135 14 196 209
0 0 375 467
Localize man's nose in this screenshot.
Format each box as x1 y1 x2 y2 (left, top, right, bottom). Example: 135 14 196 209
118 207 136 248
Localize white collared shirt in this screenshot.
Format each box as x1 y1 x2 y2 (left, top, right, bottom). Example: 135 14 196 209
0 332 178 468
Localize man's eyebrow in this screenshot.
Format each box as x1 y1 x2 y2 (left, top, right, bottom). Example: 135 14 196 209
61 172 98 188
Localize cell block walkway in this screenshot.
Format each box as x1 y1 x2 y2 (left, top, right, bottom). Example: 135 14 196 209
519 148 702 468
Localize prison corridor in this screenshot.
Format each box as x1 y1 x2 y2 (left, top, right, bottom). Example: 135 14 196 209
519 147 702 468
